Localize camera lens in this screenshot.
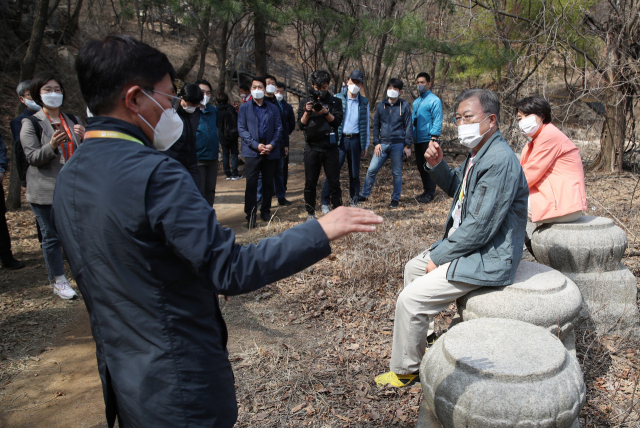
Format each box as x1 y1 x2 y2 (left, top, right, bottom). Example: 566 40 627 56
313 103 323 112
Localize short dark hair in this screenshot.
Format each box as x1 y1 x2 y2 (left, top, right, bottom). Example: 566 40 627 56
216 92 229 104
310 70 331 87
17 80 31 97
455 88 500 123
195 79 213 92
265 74 277 83
30 72 65 108
514 96 552 124
179 83 204 104
252 77 267 88
276 82 286 90
387 78 403 91
239 84 249 92
416 72 431 83
76 34 176 115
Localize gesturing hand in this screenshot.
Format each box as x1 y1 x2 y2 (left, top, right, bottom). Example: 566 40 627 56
74 124 85 139
317 206 383 241
424 141 443 167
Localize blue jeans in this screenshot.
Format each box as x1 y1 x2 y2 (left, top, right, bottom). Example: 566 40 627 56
360 143 404 202
221 140 239 177
30 203 64 281
257 157 286 201
321 136 361 205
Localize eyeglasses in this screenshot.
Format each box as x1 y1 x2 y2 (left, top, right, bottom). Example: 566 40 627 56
121 88 182 111
453 112 490 125
41 87 62 94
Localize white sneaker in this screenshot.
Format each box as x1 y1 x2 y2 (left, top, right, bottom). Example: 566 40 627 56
321 205 331 214
53 280 78 300
231 175 244 181
226 176 232 181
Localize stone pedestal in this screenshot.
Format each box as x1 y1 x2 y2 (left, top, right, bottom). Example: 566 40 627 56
417 318 585 428
531 216 639 337
457 261 582 354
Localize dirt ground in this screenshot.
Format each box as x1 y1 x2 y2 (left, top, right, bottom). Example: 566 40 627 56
0 136 639 427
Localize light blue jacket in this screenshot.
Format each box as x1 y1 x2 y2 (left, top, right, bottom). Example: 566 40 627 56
412 90 442 144
427 130 529 286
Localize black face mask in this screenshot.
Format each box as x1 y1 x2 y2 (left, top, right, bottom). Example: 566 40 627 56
310 88 329 99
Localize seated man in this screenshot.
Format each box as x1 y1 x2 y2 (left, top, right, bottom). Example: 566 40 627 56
375 89 529 387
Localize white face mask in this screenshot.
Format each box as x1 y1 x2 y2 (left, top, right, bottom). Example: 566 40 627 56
41 92 63 108
25 99 41 111
86 107 94 118
275 93 284 102
518 114 541 137
457 115 491 149
183 105 197 114
240 94 247 100
138 91 184 151
387 89 399 99
251 89 265 100
265 84 277 94
348 84 360 95
201 95 210 106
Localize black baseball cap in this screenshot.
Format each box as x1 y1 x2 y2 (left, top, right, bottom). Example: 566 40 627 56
349 70 364 82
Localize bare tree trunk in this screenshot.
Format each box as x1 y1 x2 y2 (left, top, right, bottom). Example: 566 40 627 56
196 40 209 81
254 15 267 77
592 86 626 172
176 35 204 81
195 6 212 81
216 19 230 93
66 0 84 37
8 0 49 210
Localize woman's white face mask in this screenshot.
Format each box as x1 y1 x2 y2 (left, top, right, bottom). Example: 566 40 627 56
41 92 63 108
137 91 183 151
518 114 541 137
457 115 491 149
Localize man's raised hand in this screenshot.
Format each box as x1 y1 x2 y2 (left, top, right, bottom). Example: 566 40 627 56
317 207 383 241
424 141 443 167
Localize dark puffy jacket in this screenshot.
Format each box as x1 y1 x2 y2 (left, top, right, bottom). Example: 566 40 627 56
165 106 202 193
373 98 412 147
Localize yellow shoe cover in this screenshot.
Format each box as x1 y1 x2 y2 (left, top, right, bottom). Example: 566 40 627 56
374 371 419 388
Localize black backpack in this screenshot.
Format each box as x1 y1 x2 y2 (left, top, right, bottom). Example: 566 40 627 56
15 114 79 187
220 105 239 141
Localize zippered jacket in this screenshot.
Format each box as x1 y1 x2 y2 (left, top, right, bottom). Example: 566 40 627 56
427 130 529 286
373 98 412 147
334 92 369 150
195 104 219 161
412 90 442 144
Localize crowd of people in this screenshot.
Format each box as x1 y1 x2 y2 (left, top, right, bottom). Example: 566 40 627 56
0 32 590 428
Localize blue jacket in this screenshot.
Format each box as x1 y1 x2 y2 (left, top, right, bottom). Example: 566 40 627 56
373 98 412 147
335 92 369 150
11 107 38 143
412 90 443 144
195 104 219 161
51 116 331 428
238 99 282 159
427 130 529 286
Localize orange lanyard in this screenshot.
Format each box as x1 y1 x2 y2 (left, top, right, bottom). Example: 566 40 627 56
44 111 74 161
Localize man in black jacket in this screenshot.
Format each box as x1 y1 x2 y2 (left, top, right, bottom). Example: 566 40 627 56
276 82 296 191
298 70 343 219
52 34 382 428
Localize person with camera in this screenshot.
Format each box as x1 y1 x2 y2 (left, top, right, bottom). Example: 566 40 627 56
20 72 84 299
238 77 283 228
298 70 344 220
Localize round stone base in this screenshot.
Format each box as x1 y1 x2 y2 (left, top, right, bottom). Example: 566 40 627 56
457 261 582 343
566 264 639 338
419 318 585 428
531 216 628 273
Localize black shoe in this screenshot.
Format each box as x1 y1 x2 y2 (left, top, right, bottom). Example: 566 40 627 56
357 195 368 202
261 213 272 222
1 256 25 270
389 200 399 209
416 194 434 204
278 198 292 206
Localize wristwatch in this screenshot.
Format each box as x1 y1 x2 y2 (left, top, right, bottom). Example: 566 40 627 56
323 111 329 116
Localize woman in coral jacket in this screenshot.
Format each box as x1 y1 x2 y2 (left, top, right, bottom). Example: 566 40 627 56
515 96 587 223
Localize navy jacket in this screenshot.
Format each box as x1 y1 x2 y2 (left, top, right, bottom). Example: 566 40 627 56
51 116 332 428
10 107 38 143
165 106 202 192
373 98 412 147
0 132 7 175
238 99 282 159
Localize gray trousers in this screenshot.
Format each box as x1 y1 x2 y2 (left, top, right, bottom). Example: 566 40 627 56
390 251 480 374
198 160 218 207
